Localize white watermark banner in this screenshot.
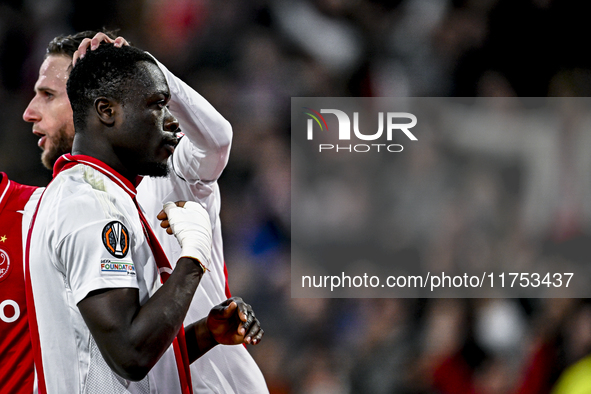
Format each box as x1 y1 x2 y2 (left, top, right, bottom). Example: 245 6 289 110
291 97 591 297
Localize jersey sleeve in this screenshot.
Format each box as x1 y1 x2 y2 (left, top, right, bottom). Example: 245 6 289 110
153 57 233 184
57 219 139 305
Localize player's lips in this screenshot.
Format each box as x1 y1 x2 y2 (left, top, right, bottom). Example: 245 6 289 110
164 144 175 155
33 130 46 149
162 137 178 155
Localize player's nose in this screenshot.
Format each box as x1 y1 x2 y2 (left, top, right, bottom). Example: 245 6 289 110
23 98 41 123
163 109 179 133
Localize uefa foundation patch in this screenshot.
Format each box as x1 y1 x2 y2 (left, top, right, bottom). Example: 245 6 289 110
101 259 136 276
102 221 129 258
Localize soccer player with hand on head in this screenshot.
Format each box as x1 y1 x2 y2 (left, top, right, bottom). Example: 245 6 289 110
26 42 262 393
23 31 268 393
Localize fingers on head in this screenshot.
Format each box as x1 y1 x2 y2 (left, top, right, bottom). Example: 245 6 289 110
78 38 91 51
114 37 128 47
94 32 112 43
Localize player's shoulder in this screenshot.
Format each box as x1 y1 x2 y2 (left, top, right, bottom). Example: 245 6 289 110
10 179 39 194
0 172 39 205
51 164 127 198
43 165 133 224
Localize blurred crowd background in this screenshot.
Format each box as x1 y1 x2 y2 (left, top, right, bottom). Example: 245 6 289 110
2 0 591 392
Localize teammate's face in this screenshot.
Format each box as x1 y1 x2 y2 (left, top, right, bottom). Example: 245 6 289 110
23 55 75 170
115 62 179 177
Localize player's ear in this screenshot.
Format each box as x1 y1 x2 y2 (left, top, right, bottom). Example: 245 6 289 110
94 97 117 126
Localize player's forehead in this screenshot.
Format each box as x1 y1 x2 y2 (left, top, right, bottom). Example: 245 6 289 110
35 55 71 91
135 61 169 98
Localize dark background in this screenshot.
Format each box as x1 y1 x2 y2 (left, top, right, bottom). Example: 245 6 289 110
2 0 591 392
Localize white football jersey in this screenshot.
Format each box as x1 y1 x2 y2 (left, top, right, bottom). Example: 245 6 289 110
27 156 184 394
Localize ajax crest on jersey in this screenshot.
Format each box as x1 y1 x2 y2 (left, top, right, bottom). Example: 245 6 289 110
102 221 129 258
0 249 10 282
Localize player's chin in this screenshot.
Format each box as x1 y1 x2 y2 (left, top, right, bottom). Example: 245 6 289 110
41 147 62 170
139 161 170 177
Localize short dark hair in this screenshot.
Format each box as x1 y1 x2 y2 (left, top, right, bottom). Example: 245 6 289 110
46 30 119 58
66 43 157 131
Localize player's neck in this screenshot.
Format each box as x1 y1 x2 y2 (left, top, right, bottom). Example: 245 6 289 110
71 133 138 184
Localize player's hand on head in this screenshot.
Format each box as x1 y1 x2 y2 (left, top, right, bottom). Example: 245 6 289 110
72 32 130 66
160 201 212 270
207 297 264 346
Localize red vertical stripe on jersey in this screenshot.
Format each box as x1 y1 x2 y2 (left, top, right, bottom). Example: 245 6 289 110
135 200 193 393
223 262 231 298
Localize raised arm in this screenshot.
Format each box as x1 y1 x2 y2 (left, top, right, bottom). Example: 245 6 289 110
156 59 233 183
74 33 233 183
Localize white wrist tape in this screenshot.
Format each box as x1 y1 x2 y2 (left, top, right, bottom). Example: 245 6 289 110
163 201 212 270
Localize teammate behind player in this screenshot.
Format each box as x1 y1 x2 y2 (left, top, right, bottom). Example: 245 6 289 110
26 43 262 393
23 31 268 393
0 173 41 393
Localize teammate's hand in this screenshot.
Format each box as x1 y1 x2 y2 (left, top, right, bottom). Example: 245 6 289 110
207 297 264 346
73 32 130 66
159 201 212 270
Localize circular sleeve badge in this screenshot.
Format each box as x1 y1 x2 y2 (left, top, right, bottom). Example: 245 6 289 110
102 221 130 258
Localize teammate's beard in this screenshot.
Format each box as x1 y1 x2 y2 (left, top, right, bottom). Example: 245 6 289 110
41 126 74 170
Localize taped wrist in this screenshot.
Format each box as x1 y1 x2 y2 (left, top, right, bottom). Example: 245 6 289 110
163 201 212 270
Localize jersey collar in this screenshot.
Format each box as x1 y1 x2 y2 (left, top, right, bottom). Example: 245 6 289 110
54 154 139 198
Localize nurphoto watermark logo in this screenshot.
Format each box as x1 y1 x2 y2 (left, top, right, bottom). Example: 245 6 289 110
302 107 418 153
